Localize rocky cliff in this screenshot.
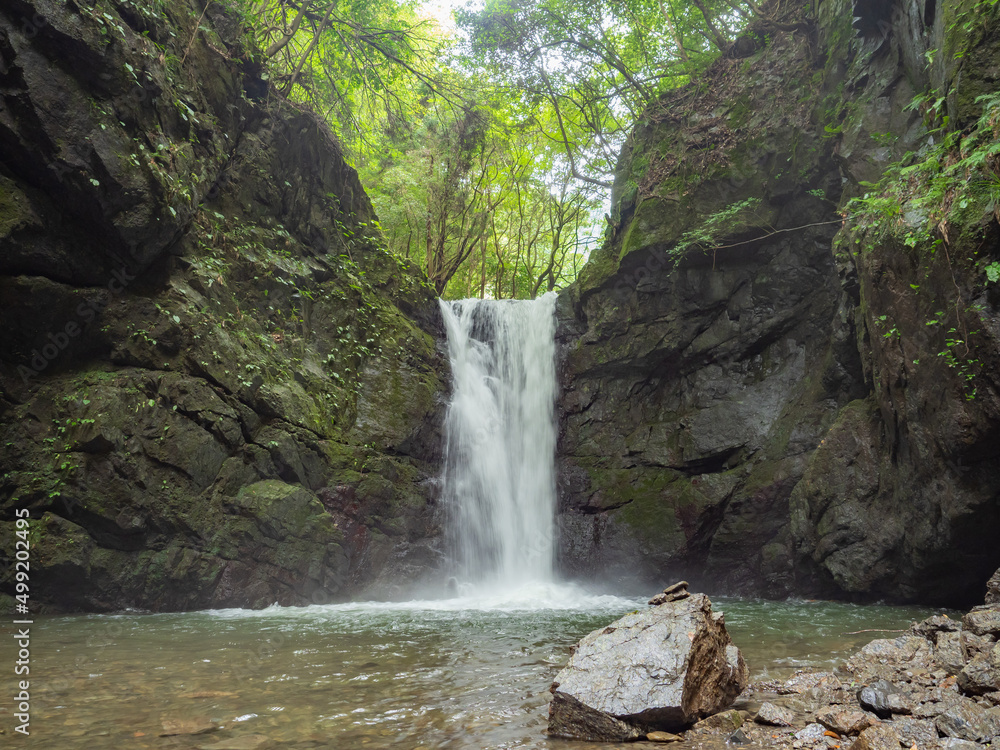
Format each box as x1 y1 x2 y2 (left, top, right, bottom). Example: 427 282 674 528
0 0 446 612
556 0 1000 606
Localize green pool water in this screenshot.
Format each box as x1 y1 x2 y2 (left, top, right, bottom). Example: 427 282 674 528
1 583 946 749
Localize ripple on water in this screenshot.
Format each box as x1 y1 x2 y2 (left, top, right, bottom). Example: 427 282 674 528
12 583 950 749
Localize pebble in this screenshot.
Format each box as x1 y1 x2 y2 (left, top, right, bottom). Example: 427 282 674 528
160 717 219 736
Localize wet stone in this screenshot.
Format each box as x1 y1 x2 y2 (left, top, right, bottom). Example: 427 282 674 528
755 702 794 727
199 736 273 750
160 717 219 736
815 707 874 735
729 727 752 744
645 730 682 742
694 709 744 731
857 680 900 718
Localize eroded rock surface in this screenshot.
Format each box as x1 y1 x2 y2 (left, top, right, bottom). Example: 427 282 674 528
0 0 445 612
548 592 748 740
555 0 1000 607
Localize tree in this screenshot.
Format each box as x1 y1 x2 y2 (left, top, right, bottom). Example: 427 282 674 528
455 0 762 184
359 84 598 299
235 0 763 298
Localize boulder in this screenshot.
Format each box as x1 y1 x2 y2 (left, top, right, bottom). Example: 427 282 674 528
547 593 748 740
987 569 1000 605
964 606 1000 638
959 644 1000 696
857 679 902 718
815 707 875 736
754 702 793 727
848 724 901 750
935 700 1000 742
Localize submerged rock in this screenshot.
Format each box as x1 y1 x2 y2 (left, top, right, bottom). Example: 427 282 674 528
644 730 682 742
547 592 748 741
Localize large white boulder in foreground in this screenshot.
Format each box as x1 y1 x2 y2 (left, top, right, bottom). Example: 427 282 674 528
548 592 748 741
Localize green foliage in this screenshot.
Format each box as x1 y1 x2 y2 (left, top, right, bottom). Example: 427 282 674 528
233 0 764 297
357 87 600 298
849 92 1000 249
455 0 760 185
847 89 1000 401
671 197 764 260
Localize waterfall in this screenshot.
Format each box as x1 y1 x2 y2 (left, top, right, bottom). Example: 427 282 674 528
439 292 559 587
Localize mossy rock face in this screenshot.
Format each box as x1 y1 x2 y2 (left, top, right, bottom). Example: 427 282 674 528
557 0 1000 605
0 0 446 612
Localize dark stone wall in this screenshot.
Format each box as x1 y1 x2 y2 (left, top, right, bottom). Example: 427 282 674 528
556 0 1000 606
0 0 447 612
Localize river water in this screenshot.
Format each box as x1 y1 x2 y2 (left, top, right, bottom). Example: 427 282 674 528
3 584 943 749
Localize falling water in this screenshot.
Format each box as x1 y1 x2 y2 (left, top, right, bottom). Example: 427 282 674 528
438 292 559 586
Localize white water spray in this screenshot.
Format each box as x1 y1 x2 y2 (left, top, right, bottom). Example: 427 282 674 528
439 293 559 587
